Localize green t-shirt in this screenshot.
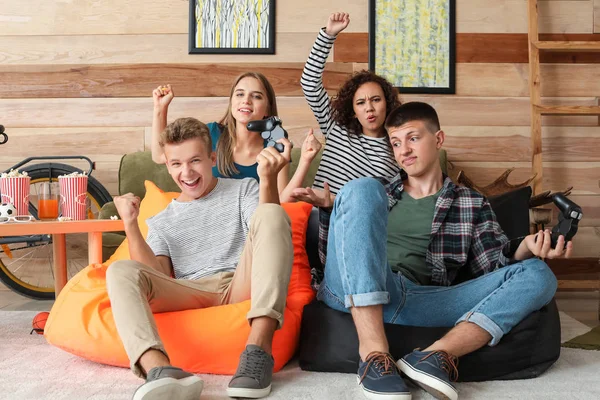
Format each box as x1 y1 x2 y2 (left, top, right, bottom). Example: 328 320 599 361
387 189 441 285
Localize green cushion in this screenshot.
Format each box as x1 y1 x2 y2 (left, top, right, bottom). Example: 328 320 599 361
98 201 118 220
118 151 180 198
439 149 448 176
102 232 127 262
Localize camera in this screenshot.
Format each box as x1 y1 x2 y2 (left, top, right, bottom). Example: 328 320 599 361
247 117 288 153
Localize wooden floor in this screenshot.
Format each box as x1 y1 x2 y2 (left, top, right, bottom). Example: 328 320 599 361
0 283 54 311
1 282 598 329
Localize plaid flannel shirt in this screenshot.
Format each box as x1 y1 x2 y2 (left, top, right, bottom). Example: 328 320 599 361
312 173 523 288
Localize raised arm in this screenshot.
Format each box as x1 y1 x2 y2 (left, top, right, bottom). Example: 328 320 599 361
301 13 350 139
280 129 322 202
113 193 172 276
151 84 175 165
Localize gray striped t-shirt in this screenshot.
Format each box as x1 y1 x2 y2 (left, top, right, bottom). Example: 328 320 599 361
145 178 259 280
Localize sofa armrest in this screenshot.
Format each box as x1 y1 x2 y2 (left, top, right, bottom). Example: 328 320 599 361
99 201 118 220
99 201 126 262
102 232 126 262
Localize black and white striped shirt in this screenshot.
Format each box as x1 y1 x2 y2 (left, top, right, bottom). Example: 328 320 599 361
146 178 258 280
301 29 400 195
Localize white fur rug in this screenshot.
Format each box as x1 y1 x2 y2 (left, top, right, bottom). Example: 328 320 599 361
1 311 599 400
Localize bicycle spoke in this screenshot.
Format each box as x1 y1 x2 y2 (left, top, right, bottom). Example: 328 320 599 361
5 245 45 287
47 247 54 280
6 246 38 274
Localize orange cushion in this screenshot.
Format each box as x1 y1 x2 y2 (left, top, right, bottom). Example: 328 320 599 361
44 181 315 374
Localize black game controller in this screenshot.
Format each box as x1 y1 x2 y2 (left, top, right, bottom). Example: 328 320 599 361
247 116 288 153
0 125 7 145
549 193 582 248
535 193 583 248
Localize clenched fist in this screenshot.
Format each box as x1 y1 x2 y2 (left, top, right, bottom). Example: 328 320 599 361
256 138 292 181
153 84 174 111
325 12 350 37
113 193 141 225
301 129 322 163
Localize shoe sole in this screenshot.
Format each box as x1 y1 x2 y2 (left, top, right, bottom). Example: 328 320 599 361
226 384 272 399
132 376 204 400
355 376 412 400
397 359 458 400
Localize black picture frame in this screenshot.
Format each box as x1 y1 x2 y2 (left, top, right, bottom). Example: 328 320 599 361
189 0 276 54
368 0 456 94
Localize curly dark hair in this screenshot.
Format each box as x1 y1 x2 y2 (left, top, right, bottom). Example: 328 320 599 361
331 70 401 136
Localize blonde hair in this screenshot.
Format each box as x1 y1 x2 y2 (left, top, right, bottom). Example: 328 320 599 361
160 117 212 155
216 72 278 177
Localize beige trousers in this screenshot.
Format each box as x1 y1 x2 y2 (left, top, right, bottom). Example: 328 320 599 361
106 204 293 376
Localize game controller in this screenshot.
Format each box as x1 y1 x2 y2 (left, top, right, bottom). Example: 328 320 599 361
535 193 583 248
247 116 288 153
549 193 582 248
0 125 7 145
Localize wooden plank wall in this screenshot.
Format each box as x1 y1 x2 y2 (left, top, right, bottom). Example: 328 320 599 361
0 0 598 258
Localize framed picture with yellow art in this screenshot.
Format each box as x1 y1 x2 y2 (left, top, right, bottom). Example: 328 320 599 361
189 0 276 54
369 0 455 94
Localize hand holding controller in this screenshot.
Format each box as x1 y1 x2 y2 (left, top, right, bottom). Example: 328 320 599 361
549 193 582 248
533 193 582 248
247 116 289 153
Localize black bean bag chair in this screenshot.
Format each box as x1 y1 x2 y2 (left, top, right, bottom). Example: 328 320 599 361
298 186 562 381
298 298 560 381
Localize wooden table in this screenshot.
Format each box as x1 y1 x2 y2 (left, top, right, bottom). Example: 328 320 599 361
0 219 124 296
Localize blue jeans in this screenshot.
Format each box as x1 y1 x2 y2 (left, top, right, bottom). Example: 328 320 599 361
317 178 558 346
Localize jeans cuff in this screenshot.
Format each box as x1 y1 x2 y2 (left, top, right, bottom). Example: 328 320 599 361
344 291 390 308
456 311 504 346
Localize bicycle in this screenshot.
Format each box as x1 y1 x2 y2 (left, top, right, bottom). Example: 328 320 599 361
0 125 112 299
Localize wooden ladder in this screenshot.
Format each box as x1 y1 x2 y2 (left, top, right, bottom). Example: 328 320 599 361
528 1 600 308
527 0 600 196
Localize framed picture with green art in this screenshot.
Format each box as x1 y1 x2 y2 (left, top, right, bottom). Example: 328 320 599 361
369 0 455 94
189 0 275 54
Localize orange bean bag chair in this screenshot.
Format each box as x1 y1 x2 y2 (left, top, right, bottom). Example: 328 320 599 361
44 181 315 374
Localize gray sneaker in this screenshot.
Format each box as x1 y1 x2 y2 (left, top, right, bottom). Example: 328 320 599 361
227 345 274 398
132 366 203 400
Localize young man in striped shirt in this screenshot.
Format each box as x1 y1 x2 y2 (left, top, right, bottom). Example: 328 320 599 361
317 102 572 400
107 117 293 400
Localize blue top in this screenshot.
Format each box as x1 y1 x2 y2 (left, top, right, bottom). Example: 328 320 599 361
207 122 264 181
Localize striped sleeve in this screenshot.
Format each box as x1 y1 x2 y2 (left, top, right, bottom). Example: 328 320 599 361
301 28 337 138
146 219 170 258
240 178 259 230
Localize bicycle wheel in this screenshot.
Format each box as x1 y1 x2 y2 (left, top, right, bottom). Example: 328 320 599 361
0 163 112 299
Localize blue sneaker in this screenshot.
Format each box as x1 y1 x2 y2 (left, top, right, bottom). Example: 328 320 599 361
357 351 412 400
397 350 458 400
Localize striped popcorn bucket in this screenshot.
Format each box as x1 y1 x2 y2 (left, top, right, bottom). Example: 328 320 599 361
0 176 31 216
59 175 88 220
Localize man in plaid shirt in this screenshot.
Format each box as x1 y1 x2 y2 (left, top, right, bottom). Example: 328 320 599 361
293 102 572 400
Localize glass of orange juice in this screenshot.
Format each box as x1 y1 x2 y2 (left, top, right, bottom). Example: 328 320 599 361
38 182 60 220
